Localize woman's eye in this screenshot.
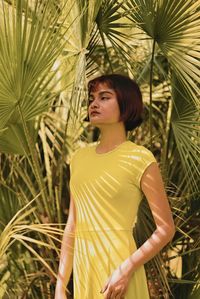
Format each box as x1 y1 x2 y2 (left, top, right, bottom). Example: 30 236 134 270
101 97 109 100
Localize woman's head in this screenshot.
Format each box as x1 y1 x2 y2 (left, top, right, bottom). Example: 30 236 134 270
87 74 143 131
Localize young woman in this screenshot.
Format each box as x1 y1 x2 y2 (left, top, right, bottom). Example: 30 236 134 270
55 74 175 299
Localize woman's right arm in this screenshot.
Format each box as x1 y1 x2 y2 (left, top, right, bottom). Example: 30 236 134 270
54 192 76 299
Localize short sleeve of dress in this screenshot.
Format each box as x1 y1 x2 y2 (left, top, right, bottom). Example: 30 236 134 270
132 145 157 188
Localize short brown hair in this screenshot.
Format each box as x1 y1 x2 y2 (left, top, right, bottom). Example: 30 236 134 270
87 74 143 131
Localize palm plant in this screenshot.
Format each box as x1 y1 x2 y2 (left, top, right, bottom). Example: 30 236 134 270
0 0 199 298
0 0 80 297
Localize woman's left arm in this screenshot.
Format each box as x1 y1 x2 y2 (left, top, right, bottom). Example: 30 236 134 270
122 161 176 275
101 162 176 298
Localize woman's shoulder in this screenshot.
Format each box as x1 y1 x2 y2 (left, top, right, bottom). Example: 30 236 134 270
126 140 151 151
126 141 156 161
75 141 97 152
69 141 96 159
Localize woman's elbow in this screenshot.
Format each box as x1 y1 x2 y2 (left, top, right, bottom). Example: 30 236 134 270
158 223 175 244
166 223 176 242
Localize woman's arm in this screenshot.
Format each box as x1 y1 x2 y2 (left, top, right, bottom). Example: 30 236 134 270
122 162 175 275
101 162 175 298
54 193 76 299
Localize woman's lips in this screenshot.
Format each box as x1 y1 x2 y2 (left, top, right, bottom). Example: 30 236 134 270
90 111 100 116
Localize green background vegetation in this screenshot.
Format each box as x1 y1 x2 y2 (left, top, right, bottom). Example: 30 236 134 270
0 0 199 298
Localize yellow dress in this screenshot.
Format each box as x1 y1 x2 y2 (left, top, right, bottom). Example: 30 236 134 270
69 140 157 299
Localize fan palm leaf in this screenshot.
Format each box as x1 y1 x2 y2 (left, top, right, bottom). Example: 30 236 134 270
95 0 133 72
0 0 76 154
124 0 200 183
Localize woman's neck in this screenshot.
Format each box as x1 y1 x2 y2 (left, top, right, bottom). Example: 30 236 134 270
97 122 127 150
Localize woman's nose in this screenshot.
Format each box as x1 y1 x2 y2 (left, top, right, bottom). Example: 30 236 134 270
90 99 99 108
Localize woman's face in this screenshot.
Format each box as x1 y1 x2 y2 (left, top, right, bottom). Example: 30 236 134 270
88 83 121 127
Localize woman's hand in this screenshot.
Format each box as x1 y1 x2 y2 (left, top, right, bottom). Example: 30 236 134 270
100 259 133 299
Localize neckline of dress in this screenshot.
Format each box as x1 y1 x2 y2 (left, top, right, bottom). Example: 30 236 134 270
94 140 131 156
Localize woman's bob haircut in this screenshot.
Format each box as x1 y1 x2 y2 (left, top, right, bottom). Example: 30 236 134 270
87 74 143 131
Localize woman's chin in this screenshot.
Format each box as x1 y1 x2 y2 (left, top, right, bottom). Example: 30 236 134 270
89 118 100 124
89 120 102 128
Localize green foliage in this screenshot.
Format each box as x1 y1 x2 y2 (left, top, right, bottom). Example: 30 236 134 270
0 0 199 298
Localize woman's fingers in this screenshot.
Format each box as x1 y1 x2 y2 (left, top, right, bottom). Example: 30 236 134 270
103 288 125 299
103 287 112 299
115 291 124 299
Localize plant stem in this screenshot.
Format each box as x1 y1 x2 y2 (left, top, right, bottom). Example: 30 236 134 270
99 30 113 73
149 39 156 150
163 93 172 169
17 103 52 222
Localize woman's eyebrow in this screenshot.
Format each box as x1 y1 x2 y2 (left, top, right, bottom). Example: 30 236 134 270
99 90 113 95
89 90 114 96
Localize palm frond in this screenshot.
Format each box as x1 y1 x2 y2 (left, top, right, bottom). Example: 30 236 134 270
0 0 74 130
171 74 200 191
96 0 133 72
126 0 200 104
